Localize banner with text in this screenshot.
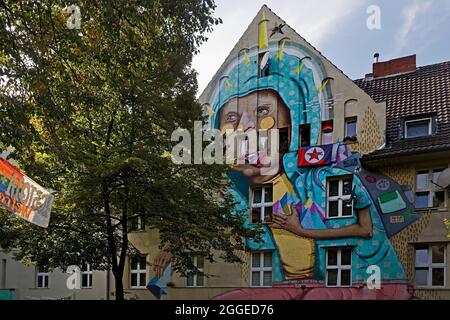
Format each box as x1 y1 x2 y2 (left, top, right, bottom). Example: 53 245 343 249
0 158 53 228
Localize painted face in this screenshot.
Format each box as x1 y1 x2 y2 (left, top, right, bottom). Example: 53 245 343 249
219 90 291 184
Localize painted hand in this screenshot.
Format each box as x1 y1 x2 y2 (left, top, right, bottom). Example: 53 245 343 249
274 205 374 240
272 203 304 236
153 251 173 279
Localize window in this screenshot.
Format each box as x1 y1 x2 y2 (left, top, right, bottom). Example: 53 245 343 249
237 133 257 165
130 256 147 288
327 176 353 218
251 186 273 223
129 215 145 232
405 118 432 138
415 169 447 209
279 128 289 153
321 121 334 145
258 51 270 78
344 117 357 139
299 124 311 147
187 256 204 287
239 135 249 163
36 267 49 288
82 264 93 289
250 252 272 287
415 244 446 288
258 130 268 151
326 248 352 287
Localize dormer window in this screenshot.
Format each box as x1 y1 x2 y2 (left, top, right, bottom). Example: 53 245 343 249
405 118 432 138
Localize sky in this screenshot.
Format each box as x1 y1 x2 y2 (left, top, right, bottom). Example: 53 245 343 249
192 0 450 95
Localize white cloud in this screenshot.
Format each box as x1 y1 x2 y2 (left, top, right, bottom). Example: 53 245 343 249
193 0 366 96
393 0 433 55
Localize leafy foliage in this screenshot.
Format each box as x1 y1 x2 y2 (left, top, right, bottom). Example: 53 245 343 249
0 0 258 299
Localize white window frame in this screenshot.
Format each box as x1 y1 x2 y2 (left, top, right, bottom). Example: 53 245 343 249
415 168 448 210
129 215 145 232
326 176 353 219
344 117 357 138
186 256 204 288
81 264 93 289
415 244 447 288
250 252 273 287
130 256 147 288
405 118 432 138
36 268 49 289
251 186 273 224
326 248 352 287
136 216 144 230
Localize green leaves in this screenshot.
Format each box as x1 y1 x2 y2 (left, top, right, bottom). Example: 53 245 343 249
1 0 260 299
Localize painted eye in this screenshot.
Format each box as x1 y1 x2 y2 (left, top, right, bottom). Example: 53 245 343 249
257 106 270 117
225 112 238 122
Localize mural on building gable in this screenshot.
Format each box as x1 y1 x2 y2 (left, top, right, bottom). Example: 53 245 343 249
205 11 420 300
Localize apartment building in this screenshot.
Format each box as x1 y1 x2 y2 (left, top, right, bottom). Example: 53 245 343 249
1 5 449 300
0 248 109 300
358 56 450 299
113 5 430 300
98 5 450 301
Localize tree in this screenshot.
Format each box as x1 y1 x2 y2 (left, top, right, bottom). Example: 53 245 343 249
0 0 260 300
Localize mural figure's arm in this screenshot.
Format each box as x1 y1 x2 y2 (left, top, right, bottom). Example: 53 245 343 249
272 204 373 239
153 251 173 279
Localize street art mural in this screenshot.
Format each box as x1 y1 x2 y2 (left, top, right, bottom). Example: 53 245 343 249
0 155 54 228
204 12 420 300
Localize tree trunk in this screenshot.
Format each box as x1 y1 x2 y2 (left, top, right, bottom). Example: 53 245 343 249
102 180 124 300
114 271 125 300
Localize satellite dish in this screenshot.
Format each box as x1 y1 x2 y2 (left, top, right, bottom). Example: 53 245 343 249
260 51 270 70
437 168 450 188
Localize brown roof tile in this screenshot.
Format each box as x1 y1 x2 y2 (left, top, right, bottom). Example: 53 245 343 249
354 60 450 160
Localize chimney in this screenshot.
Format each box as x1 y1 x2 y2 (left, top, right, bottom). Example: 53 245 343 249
374 53 380 63
372 54 416 78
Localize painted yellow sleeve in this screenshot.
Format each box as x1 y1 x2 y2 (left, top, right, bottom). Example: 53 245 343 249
270 174 315 279
271 228 315 279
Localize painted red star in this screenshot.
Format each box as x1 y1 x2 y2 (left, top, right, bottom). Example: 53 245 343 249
307 148 323 161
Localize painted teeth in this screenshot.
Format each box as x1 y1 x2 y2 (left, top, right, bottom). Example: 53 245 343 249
248 153 258 163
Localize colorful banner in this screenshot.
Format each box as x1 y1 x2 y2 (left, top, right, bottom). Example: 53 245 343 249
0 158 53 228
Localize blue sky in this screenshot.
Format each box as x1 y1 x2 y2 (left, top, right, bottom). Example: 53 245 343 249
193 0 450 94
